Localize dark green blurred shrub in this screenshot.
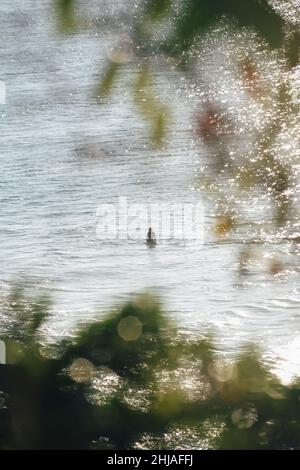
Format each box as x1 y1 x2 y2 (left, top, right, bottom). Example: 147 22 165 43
0 291 300 449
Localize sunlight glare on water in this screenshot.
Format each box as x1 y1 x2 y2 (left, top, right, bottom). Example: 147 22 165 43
0 0 299 383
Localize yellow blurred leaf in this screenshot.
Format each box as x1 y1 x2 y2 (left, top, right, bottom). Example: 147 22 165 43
214 215 234 237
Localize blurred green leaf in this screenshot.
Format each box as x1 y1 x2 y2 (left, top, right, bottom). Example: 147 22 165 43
96 61 120 99
56 0 76 32
1 292 300 449
134 64 169 145
144 0 172 20
164 0 285 55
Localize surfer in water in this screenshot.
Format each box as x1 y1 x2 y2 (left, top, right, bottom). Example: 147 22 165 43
147 227 157 247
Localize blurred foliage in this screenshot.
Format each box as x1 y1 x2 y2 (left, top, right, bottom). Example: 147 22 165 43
56 0 77 32
1 292 300 449
96 61 121 98
154 0 286 54
286 30 300 68
144 0 172 21
55 1 299 247
56 1 299 61
96 60 168 145
4 284 52 344
133 64 169 145
57 0 299 146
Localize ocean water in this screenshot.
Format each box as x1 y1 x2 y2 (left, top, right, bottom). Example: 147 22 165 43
0 0 299 381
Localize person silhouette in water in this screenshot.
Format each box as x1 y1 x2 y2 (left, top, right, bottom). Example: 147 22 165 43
147 227 157 247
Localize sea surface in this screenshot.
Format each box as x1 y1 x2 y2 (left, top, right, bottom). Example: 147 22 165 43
0 0 299 381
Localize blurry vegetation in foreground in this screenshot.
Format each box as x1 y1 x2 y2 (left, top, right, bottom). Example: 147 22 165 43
56 0 300 270
1 290 300 449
